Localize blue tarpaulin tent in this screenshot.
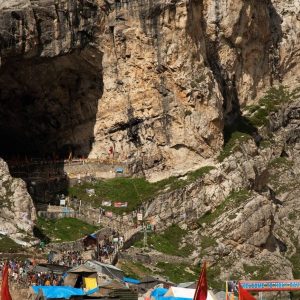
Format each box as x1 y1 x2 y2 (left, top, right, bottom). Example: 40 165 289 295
32 286 99 299
151 288 168 299
150 288 193 300
123 277 141 284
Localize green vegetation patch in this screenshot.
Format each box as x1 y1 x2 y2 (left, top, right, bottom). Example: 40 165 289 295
207 265 223 290
289 211 298 221
156 261 198 284
245 86 300 127
289 247 300 279
259 139 273 149
243 263 271 280
68 166 215 214
134 224 195 257
198 189 251 226
118 259 153 280
201 236 217 251
0 234 23 253
218 132 252 162
35 217 99 243
268 157 293 169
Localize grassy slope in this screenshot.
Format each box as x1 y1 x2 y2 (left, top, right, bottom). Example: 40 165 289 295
118 258 198 284
0 234 23 253
35 217 99 243
68 166 214 214
134 224 195 257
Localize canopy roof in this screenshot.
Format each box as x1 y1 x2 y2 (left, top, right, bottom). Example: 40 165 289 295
164 287 195 298
68 265 96 274
85 260 122 272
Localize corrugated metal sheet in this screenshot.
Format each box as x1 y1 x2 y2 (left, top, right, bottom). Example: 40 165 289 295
109 288 138 300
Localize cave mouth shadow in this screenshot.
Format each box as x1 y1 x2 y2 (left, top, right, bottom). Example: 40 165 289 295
223 114 260 145
0 48 103 205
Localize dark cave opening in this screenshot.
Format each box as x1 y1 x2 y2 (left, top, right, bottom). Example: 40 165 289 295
0 50 103 204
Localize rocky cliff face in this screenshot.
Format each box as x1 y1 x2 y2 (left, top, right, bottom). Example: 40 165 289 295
141 96 300 281
0 0 103 241
0 158 36 245
1 0 299 176
0 0 103 157
89 0 300 180
1 0 300 280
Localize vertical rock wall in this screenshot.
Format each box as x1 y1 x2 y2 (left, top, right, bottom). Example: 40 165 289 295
90 0 300 179
0 158 36 244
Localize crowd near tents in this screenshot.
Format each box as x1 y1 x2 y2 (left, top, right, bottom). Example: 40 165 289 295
0 261 262 300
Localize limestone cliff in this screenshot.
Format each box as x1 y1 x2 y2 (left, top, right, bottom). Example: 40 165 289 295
1 0 300 280
89 0 300 180
0 158 36 245
1 0 300 178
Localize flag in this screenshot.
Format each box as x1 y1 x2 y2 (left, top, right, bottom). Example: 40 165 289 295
193 261 208 300
238 282 256 300
1 263 12 300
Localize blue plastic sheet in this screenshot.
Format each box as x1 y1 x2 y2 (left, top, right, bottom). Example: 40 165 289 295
162 297 192 300
150 288 192 300
123 277 141 284
32 286 85 299
151 288 168 298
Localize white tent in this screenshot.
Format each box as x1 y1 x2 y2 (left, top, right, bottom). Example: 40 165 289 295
207 290 218 300
164 287 195 298
164 287 218 300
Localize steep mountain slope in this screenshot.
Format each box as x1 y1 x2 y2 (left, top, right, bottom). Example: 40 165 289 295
141 90 300 281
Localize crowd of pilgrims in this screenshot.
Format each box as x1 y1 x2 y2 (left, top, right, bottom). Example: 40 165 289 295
48 251 84 267
0 259 64 287
0 234 121 287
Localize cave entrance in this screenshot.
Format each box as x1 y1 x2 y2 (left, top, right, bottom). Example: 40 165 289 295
0 50 103 204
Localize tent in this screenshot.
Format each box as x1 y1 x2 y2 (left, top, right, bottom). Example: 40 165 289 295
64 265 97 289
85 260 124 280
164 287 195 299
207 290 218 300
156 287 217 300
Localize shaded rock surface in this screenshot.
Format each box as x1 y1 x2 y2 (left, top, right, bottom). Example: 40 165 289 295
0 0 103 241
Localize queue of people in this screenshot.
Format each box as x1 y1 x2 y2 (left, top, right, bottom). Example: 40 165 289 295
49 251 84 267
0 259 64 288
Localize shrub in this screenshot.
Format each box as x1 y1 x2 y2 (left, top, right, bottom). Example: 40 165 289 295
218 132 252 162
198 189 251 226
246 86 300 127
